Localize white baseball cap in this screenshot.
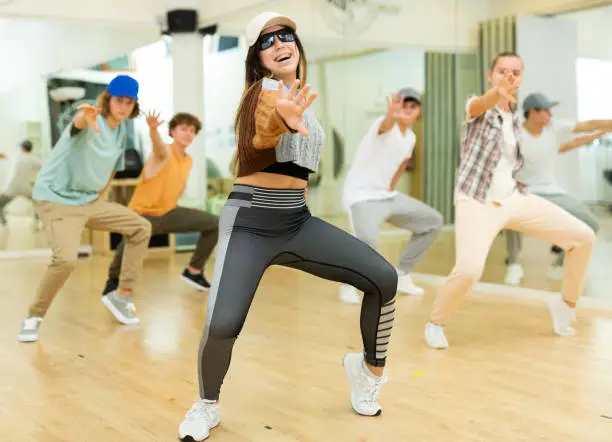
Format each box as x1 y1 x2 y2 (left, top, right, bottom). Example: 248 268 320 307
245 11 297 48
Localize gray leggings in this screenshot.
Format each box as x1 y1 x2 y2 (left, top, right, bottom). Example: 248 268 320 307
198 185 398 401
506 193 599 265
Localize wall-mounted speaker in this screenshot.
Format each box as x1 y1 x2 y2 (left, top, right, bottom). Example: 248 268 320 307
167 9 198 33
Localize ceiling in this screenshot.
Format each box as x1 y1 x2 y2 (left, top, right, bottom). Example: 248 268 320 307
0 0 610 93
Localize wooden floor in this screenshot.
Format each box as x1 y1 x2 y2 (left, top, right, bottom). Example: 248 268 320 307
2 250 612 441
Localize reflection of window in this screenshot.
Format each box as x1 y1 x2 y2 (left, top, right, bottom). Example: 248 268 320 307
576 58 612 203
576 58 612 120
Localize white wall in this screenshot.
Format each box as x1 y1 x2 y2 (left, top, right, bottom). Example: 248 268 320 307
569 5 612 60
203 45 247 179
0 18 159 94
516 15 582 200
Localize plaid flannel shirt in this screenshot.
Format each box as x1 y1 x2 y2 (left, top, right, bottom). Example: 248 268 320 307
456 97 525 203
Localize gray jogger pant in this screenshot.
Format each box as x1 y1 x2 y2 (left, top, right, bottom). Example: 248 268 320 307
349 193 443 274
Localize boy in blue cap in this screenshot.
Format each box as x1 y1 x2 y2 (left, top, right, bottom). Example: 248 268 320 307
18 75 152 342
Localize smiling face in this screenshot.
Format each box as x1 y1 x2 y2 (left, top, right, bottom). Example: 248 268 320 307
258 25 300 82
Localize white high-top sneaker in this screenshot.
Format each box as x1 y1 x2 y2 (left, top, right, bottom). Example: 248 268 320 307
425 322 448 349
396 269 425 296
547 265 563 281
339 284 360 304
18 317 43 342
504 263 524 285
178 400 220 441
547 295 576 337
343 352 387 416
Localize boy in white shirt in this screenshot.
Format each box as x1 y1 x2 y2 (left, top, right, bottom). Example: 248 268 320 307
340 88 443 303
504 93 609 285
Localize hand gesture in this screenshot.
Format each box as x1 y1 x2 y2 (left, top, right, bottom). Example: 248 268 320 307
496 70 518 104
276 80 318 136
145 110 164 130
385 92 405 122
77 104 101 132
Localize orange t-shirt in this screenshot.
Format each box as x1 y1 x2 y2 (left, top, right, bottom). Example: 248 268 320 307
128 148 192 216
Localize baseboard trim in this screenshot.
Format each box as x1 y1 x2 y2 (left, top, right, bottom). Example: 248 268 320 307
411 272 612 311
0 245 92 260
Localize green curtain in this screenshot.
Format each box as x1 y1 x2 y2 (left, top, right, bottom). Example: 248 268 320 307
423 16 516 224
478 16 516 93
423 52 458 223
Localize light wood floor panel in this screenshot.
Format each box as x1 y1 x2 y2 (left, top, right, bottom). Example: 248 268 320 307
1 254 612 441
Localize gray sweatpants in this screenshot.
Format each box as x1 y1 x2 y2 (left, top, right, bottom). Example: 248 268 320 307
505 193 599 266
350 193 443 274
0 193 39 225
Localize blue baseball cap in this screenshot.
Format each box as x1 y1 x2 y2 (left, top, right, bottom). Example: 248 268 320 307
107 75 139 100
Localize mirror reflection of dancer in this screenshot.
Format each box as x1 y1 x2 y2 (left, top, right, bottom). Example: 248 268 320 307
504 93 610 285
18 75 152 342
340 89 442 303
179 12 398 441
102 112 219 296
0 140 42 226
425 52 595 350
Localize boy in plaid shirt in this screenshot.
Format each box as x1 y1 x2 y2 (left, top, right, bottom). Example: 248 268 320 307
425 52 595 349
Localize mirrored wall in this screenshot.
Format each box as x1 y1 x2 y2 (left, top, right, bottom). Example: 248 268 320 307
2 0 612 301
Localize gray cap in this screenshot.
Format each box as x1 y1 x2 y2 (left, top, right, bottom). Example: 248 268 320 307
397 87 422 104
523 93 559 111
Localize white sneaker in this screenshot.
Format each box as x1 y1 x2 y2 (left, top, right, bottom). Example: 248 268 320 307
547 265 563 281
425 322 448 349
18 317 43 342
504 263 524 285
339 284 360 304
343 353 387 416
547 296 576 336
396 271 425 296
178 400 220 441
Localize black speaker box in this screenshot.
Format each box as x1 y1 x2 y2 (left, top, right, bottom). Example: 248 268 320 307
167 9 198 33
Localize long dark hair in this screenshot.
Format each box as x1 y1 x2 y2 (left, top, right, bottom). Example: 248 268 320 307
230 29 307 176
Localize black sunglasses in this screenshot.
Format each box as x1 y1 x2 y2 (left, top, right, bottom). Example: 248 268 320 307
258 29 296 51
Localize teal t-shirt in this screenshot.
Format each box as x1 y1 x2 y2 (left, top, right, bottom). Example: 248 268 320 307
33 115 127 206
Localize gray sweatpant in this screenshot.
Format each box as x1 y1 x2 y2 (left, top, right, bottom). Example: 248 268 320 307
350 193 443 274
505 193 599 266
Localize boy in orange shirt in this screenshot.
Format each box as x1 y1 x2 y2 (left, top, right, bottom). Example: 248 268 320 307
102 112 219 295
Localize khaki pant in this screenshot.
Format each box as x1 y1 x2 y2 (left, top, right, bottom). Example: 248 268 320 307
430 192 595 324
29 199 152 317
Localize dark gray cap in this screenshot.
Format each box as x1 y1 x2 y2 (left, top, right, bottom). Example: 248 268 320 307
397 87 422 104
523 93 559 111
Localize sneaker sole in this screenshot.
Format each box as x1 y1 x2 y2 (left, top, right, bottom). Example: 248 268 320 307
342 355 382 417
101 296 140 325
547 298 577 337
179 275 210 292
179 421 220 441
17 334 38 342
397 287 425 296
